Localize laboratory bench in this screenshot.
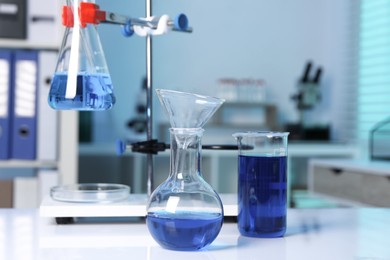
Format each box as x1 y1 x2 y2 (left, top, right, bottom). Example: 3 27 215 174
78 142 358 194
78 143 358 210
1 207 389 259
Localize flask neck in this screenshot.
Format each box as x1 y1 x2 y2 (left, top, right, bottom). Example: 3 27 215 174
169 128 204 180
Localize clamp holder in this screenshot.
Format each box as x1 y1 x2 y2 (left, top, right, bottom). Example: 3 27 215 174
116 139 243 156
61 2 192 36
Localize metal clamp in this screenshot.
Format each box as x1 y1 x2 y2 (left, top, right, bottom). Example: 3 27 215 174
61 2 192 35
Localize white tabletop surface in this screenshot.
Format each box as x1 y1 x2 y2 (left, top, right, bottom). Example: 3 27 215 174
1 207 389 260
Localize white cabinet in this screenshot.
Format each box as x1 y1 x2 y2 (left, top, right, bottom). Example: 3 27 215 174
0 0 78 208
309 159 390 207
0 0 63 50
0 56 78 207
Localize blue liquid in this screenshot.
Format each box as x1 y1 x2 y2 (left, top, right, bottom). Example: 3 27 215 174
48 72 115 110
146 211 223 251
238 155 287 237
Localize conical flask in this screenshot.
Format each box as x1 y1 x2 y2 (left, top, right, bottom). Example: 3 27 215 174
48 0 115 110
146 89 225 251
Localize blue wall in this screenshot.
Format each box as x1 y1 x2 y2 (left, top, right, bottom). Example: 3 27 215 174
94 0 145 142
94 0 352 143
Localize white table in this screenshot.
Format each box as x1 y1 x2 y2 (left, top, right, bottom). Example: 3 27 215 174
1 207 389 259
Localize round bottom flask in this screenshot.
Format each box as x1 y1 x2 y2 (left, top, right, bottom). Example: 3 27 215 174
146 128 224 251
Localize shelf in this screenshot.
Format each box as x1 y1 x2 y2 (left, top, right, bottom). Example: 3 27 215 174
0 160 58 168
0 2 78 210
213 102 278 131
0 40 60 50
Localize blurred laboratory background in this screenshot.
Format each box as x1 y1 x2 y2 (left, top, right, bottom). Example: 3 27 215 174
1 0 389 209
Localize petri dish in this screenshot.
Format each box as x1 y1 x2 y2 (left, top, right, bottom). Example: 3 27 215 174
50 183 130 203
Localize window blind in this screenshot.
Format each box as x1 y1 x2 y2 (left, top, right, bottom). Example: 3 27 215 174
358 0 390 141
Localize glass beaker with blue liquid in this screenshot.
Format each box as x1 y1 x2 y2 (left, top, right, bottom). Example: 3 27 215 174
48 0 115 110
146 89 225 251
233 132 289 238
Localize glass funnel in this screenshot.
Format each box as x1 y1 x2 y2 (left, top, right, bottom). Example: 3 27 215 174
146 89 225 251
48 0 115 110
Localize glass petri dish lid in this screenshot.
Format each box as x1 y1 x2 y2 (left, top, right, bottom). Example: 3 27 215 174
50 183 130 203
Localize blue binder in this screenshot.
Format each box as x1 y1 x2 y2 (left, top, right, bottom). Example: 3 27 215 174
0 50 13 160
11 51 38 160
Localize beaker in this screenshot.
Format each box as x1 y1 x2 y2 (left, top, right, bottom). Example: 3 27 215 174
146 89 225 251
233 132 289 238
48 0 115 110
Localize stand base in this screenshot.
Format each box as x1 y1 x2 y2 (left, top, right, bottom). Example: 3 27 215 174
40 193 238 220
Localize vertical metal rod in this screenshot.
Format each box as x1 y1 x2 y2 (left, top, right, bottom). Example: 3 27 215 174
145 0 154 196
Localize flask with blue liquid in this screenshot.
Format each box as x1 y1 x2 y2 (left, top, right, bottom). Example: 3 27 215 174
48 0 115 111
146 89 225 251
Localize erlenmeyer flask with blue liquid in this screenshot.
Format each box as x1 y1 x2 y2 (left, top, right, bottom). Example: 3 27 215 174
48 0 115 111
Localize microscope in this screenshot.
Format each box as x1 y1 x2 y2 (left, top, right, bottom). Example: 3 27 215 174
287 61 329 141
